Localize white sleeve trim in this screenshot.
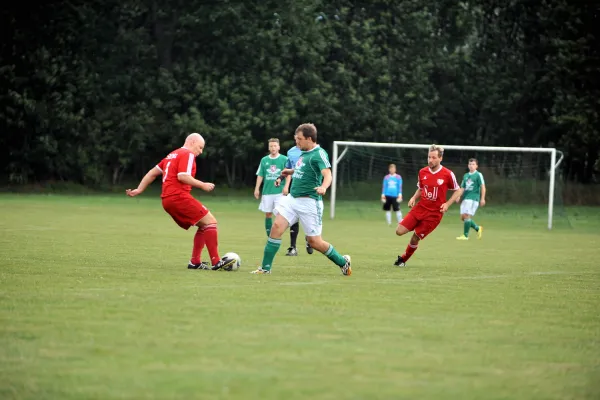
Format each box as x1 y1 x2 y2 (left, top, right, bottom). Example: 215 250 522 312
177 172 191 176
450 171 460 190
186 153 194 175
319 149 331 168
155 165 163 173
479 172 486 185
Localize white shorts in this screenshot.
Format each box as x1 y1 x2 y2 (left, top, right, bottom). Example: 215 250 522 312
258 194 284 213
460 199 479 216
274 195 324 237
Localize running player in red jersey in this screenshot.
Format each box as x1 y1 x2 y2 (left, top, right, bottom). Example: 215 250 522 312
126 133 235 271
394 144 464 267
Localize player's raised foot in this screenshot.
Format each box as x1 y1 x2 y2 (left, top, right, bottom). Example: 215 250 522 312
393 255 406 267
251 267 271 274
211 256 236 271
477 226 483 239
456 235 469 240
187 261 211 270
340 255 352 276
306 241 314 255
285 247 298 256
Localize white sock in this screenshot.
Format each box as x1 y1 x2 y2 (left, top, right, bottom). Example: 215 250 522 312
396 211 403 222
385 211 392 225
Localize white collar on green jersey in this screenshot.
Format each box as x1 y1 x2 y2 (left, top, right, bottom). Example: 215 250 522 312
302 145 321 153
268 154 282 159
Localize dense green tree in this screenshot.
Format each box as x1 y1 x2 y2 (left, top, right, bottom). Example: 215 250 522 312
1 0 597 189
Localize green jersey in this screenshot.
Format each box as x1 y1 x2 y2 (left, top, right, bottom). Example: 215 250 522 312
461 171 485 201
256 154 288 195
290 145 331 201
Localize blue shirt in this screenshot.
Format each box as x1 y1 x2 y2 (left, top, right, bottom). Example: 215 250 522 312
285 146 303 169
382 174 403 197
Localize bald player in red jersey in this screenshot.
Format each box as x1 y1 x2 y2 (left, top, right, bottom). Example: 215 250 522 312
394 144 464 267
126 133 235 271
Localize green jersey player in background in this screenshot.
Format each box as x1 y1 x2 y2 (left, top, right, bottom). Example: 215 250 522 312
254 138 288 237
251 123 351 276
456 158 486 240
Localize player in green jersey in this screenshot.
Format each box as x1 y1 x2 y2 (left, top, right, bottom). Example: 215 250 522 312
251 123 351 276
456 158 486 240
254 138 288 237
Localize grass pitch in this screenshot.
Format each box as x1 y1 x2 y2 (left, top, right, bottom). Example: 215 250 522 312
1 194 599 399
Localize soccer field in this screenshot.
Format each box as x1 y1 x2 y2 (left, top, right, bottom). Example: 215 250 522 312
1 194 599 399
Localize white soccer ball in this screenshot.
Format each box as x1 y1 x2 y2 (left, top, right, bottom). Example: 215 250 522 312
223 252 241 271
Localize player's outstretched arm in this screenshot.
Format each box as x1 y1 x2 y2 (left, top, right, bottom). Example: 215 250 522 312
314 168 332 195
178 174 215 192
480 184 487 206
254 176 263 199
126 167 162 197
441 188 464 213
283 176 291 195
275 169 294 187
407 188 421 207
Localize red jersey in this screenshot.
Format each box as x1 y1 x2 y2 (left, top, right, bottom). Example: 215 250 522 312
156 147 196 198
415 165 459 212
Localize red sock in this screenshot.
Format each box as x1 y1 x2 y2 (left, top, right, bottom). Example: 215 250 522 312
202 224 220 265
190 227 206 264
402 243 418 262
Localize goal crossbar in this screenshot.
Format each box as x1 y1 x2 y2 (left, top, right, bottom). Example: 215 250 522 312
330 141 564 230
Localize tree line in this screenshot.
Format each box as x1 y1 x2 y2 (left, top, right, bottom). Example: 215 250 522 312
1 0 598 188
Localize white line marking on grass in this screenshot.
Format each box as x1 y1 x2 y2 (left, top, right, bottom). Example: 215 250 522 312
74 271 599 292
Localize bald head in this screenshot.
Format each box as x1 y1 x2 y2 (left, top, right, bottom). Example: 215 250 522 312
184 133 205 156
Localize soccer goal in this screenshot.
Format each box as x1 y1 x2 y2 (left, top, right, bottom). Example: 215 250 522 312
330 141 565 229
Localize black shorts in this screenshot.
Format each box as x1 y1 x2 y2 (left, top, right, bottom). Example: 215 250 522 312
382 196 400 211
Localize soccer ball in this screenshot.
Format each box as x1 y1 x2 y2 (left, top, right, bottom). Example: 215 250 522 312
223 252 241 271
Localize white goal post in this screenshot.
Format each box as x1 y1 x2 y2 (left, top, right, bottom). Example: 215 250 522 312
330 141 565 230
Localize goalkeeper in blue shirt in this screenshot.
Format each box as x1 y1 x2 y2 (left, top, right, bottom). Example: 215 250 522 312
381 164 403 226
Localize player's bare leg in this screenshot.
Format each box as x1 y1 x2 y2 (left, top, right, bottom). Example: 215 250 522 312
306 236 351 276
394 225 420 267
252 214 289 274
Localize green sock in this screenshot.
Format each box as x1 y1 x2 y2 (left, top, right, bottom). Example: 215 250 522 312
463 220 471 237
261 237 281 271
265 217 273 237
324 244 346 268
471 220 479 231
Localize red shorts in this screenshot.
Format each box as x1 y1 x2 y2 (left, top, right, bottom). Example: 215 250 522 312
399 206 442 240
162 195 209 230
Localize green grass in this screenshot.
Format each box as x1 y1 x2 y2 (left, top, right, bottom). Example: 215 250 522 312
1 194 599 400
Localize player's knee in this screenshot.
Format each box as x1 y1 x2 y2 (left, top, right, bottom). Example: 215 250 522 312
306 236 325 251
395 226 407 236
265 212 273 218
410 234 421 245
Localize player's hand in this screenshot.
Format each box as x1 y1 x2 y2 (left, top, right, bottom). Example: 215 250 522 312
398 195 403 202
274 178 282 187
254 189 260 200
381 195 386 203
283 187 289 196
440 202 450 213
200 182 215 192
126 188 142 197
314 186 327 195
455 197 461 204
480 199 486 207
408 197 416 208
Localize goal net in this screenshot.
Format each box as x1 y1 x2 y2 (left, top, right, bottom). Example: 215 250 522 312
330 142 568 229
